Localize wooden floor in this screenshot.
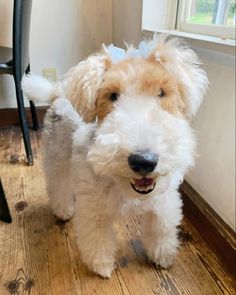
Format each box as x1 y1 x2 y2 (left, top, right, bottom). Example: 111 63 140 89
0 126 235 295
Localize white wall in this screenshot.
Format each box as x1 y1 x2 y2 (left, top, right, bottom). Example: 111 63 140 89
112 0 142 47
0 0 12 47
0 0 112 108
186 49 235 230
142 0 178 31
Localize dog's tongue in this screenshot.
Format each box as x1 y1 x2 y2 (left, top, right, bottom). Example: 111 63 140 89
134 177 153 187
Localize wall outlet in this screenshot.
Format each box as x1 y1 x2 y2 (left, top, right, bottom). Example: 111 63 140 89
42 68 57 82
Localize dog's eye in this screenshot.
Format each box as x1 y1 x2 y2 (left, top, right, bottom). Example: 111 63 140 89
110 92 119 102
157 89 165 98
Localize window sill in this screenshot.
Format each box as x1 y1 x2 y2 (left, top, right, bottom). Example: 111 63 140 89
156 29 235 47
142 29 235 68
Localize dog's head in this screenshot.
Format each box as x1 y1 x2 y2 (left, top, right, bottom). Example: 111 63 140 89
68 36 208 199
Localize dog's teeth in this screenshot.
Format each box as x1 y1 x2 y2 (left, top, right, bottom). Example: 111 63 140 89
135 185 144 191
135 185 142 191
131 180 156 194
147 184 154 190
139 186 146 192
134 184 154 192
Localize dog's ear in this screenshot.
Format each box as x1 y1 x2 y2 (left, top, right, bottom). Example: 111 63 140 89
64 52 111 122
148 36 208 118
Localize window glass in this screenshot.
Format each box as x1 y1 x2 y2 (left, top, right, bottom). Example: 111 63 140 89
187 0 236 27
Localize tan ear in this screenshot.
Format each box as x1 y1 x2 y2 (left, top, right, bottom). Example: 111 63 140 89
64 52 111 122
148 35 208 118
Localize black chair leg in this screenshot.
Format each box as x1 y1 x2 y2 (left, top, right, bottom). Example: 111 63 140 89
26 65 39 130
0 179 12 223
13 72 34 165
29 100 39 130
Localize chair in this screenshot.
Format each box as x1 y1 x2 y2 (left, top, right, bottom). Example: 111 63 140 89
0 0 39 165
0 179 12 223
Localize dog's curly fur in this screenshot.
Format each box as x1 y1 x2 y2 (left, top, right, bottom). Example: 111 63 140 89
22 35 208 278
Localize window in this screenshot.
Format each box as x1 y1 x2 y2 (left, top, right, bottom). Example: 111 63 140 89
142 0 236 42
177 0 236 39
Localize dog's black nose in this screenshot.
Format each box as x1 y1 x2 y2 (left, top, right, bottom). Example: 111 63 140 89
128 151 158 175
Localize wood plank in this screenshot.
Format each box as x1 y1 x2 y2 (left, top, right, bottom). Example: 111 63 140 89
180 180 236 278
0 126 235 295
0 107 47 127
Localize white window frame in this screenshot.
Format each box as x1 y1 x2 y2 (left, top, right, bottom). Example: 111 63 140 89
142 0 179 32
176 0 236 40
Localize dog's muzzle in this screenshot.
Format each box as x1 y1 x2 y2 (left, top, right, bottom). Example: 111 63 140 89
128 150 158 194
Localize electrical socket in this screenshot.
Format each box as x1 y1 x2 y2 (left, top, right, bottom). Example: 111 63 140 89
42 68 57 82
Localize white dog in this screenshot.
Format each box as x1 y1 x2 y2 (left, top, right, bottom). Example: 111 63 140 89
22 35 208 278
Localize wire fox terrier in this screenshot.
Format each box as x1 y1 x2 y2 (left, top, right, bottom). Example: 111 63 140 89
22 35 208 278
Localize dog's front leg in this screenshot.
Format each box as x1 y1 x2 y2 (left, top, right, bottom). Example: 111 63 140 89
141 191 182 268
73 195 118 279
46 167 74 221
43 98 83 221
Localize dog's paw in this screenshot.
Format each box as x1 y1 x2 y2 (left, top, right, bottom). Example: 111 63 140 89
52 205 74 221
147 241 178 269
93 261 115 279
153 252 176 269
52 98 73 116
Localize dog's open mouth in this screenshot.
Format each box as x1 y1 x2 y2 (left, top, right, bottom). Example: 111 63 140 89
130 177 156 194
